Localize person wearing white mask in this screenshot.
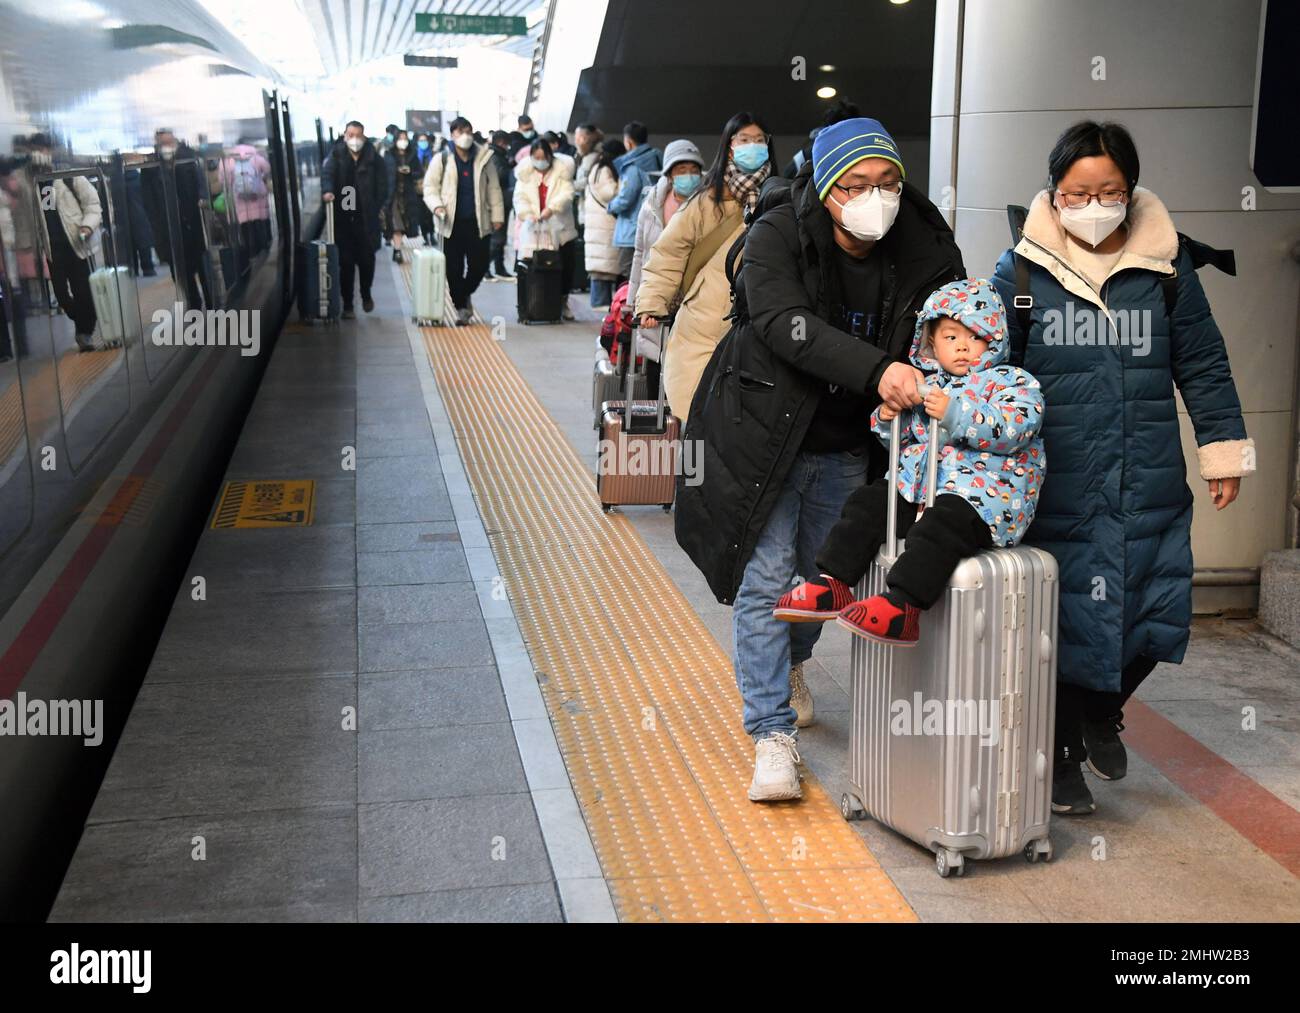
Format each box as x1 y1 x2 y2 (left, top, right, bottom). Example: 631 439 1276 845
322 120 389 318
422 117 505 325
383 129 422 263
513 138 579 319
992 120 1252 816
672 117 965 802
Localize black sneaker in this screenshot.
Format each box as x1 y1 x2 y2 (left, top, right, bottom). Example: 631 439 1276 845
1052 746 1095 815
1083 714 1128 780
362 297 375 313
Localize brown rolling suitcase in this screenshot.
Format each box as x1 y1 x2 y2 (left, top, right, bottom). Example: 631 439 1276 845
597 321 678 511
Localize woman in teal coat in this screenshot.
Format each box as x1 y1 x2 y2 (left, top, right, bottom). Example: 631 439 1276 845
992 121 1253 815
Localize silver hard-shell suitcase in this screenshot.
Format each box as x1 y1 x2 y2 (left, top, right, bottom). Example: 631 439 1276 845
841 415 1059 878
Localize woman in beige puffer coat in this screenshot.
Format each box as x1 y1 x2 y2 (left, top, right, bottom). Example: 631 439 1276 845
635 113 774 423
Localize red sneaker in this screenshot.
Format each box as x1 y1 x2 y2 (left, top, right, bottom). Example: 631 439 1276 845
837 594 921 646
774 575 854 623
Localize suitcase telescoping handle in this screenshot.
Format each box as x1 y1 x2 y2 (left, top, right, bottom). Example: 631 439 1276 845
622 313 674 432
325 198 335 245
884 394 941 561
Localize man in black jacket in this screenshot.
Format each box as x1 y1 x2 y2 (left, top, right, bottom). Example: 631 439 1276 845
674 118 965 801
322 120 390 318
487 130 515 279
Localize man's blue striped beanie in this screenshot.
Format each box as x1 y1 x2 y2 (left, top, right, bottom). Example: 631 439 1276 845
811 117 906 200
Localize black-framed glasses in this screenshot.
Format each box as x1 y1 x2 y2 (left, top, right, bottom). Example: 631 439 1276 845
832 179 902 199
1056 188 1128 209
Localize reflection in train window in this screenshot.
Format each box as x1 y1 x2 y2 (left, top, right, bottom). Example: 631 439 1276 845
32 167 130 472
135 160 186 380
0 172 35 560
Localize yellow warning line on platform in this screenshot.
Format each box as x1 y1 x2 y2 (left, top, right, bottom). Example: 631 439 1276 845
402 262 915 922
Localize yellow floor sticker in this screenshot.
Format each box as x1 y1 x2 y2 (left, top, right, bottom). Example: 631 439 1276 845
211 479 315 529
401 263 916 923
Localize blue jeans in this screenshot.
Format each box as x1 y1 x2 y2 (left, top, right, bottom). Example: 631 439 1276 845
589 277 614 307
733 450 868 740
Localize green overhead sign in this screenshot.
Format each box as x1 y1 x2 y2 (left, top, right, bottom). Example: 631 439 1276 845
414 13 527 36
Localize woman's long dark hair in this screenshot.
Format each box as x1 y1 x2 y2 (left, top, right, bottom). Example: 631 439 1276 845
594 137 625 181
1047 120 1140 194
701 111 776 206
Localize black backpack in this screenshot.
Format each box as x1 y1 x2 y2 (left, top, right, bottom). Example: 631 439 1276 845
1004 203 1236 366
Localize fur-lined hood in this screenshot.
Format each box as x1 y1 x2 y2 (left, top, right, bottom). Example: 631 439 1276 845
1015 186 1179 309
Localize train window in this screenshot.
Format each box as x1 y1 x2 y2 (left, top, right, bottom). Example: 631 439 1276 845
0 163 35 562
31 167 130 472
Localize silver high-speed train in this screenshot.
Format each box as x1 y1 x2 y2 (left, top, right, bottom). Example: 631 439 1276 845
0 0 330 918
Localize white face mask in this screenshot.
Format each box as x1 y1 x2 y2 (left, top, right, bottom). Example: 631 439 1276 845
1058 199 1126 247
345 137 364 153
396 138 408 150
454 133 474 150
830 186 901 242
159 145 177 160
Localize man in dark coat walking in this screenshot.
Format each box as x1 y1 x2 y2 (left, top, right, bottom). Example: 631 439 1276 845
322 120 390 318
674 118 965 801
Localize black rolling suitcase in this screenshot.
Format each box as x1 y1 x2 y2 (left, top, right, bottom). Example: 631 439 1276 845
516 248 564 325
297 201 341 323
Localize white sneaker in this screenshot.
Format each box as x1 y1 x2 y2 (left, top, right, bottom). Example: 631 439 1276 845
748 732 802 801
790 662 815 728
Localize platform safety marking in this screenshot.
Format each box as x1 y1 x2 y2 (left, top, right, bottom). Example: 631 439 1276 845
404 262 917 923
211 479 315 529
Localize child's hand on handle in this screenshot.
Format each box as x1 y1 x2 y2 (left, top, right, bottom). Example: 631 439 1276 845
1209 477 1240 510
923 387 950 420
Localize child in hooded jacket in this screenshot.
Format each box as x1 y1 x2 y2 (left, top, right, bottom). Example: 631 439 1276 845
774 278 1045 645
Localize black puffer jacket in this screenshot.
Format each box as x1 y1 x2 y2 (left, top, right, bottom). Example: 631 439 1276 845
321 138 389 251
674 161 965 604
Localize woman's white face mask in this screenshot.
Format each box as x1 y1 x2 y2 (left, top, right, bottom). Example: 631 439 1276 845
1057 199 1126 247
830 186 901 242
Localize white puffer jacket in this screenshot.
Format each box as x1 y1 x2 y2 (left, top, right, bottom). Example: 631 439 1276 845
513 158 577 256
39 175 102 260
583 164 621 276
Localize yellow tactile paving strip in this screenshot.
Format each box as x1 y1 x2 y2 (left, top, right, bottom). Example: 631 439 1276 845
57 347 124 416
0 376 25 465
400 261 916 922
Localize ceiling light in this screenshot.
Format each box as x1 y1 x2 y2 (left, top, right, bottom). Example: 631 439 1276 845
816 86 837 99
819 64 835 72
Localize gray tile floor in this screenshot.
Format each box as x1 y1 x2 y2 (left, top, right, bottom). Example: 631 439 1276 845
474 277 1300 922
50 267 564 923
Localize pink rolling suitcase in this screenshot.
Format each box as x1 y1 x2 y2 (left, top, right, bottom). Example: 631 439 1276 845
841 415 1059 877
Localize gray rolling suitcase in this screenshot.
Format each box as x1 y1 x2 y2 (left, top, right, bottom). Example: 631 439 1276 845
841 415 1059 878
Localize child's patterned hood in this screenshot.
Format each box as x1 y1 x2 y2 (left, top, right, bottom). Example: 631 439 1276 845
909 278 1008 376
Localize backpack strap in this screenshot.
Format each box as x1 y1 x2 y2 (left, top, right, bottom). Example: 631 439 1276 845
1010 252 1032 367
1159 233 1236 320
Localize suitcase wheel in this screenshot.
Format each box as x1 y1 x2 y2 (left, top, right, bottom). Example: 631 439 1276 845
1024 839 1053 863
839 793 867 822
661 503 672 512
935 848 966 878
601 504 612 513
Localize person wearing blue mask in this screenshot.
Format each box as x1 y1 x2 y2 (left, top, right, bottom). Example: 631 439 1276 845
583 137 627 308
605 121 663 280
636 114 773 424
626 138 705 386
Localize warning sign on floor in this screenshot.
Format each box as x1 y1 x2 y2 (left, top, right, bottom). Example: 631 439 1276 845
211 480 315 529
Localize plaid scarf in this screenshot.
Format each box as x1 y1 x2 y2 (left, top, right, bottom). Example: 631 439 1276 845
723 160 771 211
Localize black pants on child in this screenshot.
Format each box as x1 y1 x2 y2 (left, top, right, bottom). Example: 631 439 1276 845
814 480 993 609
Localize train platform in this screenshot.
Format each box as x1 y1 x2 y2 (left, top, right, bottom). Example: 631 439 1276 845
50 245 1300 923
